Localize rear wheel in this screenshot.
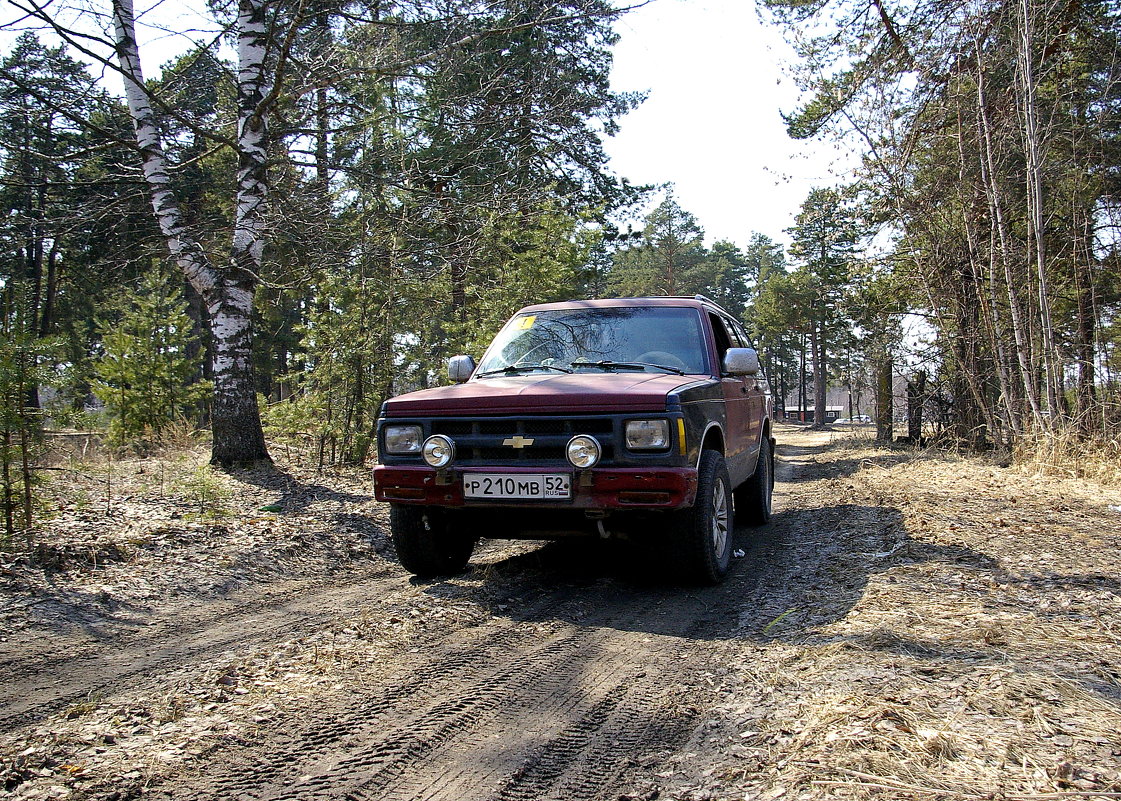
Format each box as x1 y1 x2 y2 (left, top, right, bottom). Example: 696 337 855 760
390 505 474 577
735 435 773 525
669 449 733 584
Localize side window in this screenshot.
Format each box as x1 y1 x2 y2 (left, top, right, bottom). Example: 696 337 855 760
708 313 733 366
724 318 746 348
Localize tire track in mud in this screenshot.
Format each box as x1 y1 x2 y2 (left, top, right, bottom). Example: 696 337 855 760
490 675 703 801
728 430 879 639
491 682 634 801
0 568 393 731
156 582 608 800
287 628 600 801
166 621 588 801
158 571 735 801
370 654 647 801
478 613 725 801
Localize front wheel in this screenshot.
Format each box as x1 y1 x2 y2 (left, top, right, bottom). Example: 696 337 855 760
669 449 733 584
390 505 474 577
735 435 774 526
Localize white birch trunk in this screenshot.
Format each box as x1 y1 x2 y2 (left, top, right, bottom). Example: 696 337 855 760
112 0 269 465
205 0 272 465
111 0 215 295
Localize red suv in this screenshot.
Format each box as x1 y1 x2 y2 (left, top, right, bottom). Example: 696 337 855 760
373 295 774 583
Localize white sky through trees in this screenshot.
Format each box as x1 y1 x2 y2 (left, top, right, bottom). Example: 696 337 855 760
606 0 854 248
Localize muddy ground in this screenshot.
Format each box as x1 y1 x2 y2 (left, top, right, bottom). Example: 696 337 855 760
2 425 1120 800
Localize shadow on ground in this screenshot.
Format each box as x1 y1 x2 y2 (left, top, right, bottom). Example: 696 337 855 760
416 497 988 645
228 463 371 511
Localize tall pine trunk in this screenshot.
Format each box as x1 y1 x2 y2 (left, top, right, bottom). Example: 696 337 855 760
975 38 1043 432
874 350 893 442
1016 0 1061 420
1073 212 1098 434
811 323 827 428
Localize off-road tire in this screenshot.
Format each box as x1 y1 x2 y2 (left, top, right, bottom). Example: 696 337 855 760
735 435 774 526
668 449 733 585
390 505 474 577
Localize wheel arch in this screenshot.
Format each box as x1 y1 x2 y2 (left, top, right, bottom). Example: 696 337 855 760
698 423 725 464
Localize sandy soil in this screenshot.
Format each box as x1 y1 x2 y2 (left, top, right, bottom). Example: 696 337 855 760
2 425 1119 800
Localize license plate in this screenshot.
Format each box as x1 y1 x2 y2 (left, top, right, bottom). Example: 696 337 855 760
462 472 571 500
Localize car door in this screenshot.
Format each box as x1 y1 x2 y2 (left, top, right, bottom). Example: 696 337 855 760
732 322 766 450
710 313 752 487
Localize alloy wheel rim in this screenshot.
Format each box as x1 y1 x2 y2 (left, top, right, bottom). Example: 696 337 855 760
711 478 729 556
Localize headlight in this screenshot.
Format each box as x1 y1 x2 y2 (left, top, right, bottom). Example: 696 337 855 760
566 435 601 468
422 435 456 468
384 424 422 454
626 419 670 450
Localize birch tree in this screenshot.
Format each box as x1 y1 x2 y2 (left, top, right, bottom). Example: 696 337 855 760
109 0 271 465
2 0 642 464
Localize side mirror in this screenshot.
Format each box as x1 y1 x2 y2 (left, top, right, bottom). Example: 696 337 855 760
723 348 760 377
448 354 476 383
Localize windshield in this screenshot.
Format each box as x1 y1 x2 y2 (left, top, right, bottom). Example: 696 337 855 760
476 307 711 376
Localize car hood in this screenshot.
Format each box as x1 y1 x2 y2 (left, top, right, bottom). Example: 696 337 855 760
383 372 709 416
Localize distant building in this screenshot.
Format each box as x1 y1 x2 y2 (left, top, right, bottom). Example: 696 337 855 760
782 405 846 424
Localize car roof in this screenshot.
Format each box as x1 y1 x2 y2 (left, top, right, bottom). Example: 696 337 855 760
517 296 717 315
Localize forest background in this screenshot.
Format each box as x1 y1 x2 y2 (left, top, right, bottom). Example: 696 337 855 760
0 0 1119 544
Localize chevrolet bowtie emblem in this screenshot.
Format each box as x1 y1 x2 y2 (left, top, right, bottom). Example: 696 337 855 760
503 436 535 448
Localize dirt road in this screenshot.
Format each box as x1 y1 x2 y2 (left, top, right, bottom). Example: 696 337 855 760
3 427 1120 800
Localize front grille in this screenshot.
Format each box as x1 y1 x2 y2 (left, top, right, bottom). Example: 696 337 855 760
476 446 569 461
430 416 617 465
435 421 472 435
522 420 567 435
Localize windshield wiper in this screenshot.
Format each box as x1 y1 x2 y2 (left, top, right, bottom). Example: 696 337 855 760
476 363 573 378
571 360 685 375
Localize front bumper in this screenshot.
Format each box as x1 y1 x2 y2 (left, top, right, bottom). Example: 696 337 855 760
373 465 698 510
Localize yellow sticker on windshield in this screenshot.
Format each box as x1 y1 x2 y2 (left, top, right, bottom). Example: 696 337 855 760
517 315 536 330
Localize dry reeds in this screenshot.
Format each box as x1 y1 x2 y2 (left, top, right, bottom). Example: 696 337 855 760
1014 427 1121 486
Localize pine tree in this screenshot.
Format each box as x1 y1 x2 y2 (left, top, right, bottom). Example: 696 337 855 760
0 284 58 547
754 269 815 420
0 33 136 412
704 241 752 319
787 187 864 428
609 194 713 297
93 270 210 444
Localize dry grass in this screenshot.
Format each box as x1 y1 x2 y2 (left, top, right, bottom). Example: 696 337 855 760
1014 428 1121 487
698 427 1121 801
0 439 386 637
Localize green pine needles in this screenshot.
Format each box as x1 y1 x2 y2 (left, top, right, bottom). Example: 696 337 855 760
0 322 56 548
93 270 211 446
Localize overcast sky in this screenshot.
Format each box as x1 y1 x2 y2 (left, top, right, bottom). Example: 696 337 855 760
605 0 854 248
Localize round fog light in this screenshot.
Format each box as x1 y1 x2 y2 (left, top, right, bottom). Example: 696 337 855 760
566 435 601 468
422 435 456 468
